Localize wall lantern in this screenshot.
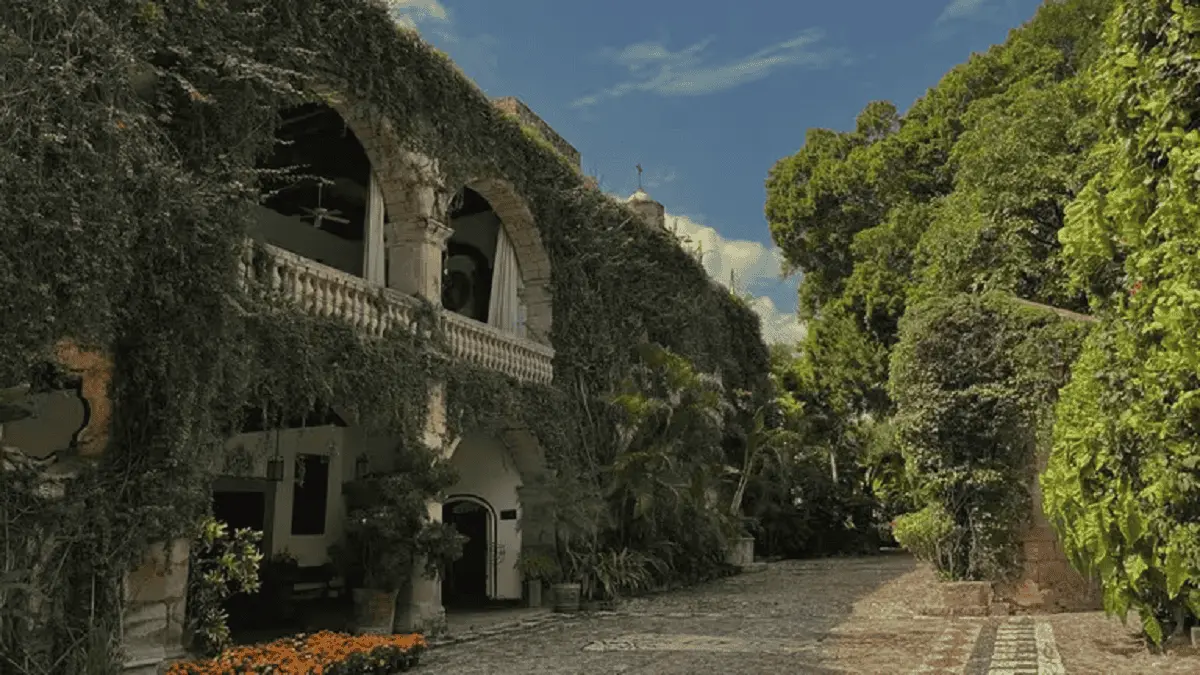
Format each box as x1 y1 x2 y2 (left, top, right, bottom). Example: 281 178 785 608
355 453 370 480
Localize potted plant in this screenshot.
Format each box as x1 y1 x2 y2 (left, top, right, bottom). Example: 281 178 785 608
335 466 464 635
261 550 301 623
336 474 426 634
515 550 560 608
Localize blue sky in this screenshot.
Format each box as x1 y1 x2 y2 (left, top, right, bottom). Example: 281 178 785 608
389 0 1047 343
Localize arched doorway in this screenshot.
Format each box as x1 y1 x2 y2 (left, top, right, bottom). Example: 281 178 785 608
442 496 495 608
253 102 387 281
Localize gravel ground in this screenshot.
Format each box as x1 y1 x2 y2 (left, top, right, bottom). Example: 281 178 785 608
417 552 1200 674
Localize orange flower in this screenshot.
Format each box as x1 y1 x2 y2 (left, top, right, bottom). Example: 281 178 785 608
166 631 427 675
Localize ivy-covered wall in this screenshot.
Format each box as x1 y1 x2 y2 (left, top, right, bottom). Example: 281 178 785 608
0 0 770 671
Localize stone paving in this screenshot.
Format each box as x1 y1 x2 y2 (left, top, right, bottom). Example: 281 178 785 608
418 552 1200 674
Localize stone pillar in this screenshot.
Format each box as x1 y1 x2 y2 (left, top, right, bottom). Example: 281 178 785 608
122 539 190 674
386 155 454 301
394 497 448 636
394 358 452 635
522 281 553 345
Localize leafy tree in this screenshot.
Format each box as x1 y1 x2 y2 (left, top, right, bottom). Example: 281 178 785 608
890 293 1085 580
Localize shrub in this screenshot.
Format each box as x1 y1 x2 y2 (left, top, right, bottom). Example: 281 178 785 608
185 518 263 656
165 631 426 674
892 503 955 572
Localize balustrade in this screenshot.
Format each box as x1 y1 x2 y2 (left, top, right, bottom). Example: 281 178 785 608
240 240 553 384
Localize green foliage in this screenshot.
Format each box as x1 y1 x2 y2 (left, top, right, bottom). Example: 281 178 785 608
892 503 955 572
514 550 561 583
186 518 263 656
335 449 463 591
890 293 1086 580
0 0 769 671
1043 0 1200 644
761 0 1113 584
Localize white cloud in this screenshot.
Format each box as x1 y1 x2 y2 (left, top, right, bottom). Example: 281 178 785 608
643 167 677 189
573 29 851 108
386 0 449 30
665 213 805 344
936 0 990 23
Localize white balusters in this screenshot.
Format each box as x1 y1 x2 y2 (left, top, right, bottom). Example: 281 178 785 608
239 239 554 383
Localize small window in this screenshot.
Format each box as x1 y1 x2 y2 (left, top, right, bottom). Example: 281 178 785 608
291 454 330 535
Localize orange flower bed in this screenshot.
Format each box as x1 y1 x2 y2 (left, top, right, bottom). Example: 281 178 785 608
166 631 427 675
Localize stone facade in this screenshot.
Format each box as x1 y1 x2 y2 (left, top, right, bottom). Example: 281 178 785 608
122 539 191 674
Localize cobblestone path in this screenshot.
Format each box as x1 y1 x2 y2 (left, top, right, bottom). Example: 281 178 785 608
419 553 1200 674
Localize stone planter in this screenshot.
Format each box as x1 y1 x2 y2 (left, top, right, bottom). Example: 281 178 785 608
526 579 542 608
351 588 398 634
551 582 581 613
724 535 755 569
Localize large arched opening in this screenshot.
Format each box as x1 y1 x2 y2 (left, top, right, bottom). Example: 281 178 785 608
250 91 419 288
442 179 554 345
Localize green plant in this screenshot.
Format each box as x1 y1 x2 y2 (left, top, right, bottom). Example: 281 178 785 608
337 453 464 591
515 550 561 583
1041 0 1200 647
892 503 956 574
889 293 1086 581
565 547 661 601
185 518 263 656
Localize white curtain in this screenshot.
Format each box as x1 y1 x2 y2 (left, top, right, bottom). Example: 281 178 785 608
488 225 521 332
362 171 387 285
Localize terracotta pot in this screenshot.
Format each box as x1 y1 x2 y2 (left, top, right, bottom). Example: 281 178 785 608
351 588 398 634
551 582 581 613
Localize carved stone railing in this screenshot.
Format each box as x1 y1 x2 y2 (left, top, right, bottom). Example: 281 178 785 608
240 240 421 337
240 240 554 384
442 312 555 385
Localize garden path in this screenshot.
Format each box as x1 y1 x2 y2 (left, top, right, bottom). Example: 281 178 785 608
419 552 1200 674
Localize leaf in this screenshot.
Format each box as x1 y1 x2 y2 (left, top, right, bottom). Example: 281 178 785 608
1164 547 1188 599
1141 611 1164 646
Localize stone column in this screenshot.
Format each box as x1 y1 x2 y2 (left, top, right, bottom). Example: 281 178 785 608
386 155 454 302
122 539 190 674
522 281 553 345
390 158 452 635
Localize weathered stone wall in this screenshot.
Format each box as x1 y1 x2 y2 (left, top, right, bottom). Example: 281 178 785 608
492 97 581 169
994 451 1100 613
122 539 190 674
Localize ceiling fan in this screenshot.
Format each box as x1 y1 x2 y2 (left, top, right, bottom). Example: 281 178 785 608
300 182 350 229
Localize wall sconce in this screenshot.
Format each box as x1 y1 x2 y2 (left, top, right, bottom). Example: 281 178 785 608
355 454 369 480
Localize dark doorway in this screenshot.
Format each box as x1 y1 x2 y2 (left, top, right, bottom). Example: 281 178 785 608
212 490 268 630
442 500 490 607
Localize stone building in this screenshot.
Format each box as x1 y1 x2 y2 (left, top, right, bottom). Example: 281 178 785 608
1 89 589 674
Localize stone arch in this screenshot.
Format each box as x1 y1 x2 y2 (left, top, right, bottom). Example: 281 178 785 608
453 177 555 345
307 85 425 233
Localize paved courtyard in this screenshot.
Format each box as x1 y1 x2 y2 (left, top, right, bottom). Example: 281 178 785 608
421 552 1200 674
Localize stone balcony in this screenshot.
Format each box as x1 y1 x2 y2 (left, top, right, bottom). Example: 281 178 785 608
239 241 554 385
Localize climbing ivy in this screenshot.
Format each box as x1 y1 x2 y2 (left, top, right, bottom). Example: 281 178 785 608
1043 0 1200 645
0 1 769 672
